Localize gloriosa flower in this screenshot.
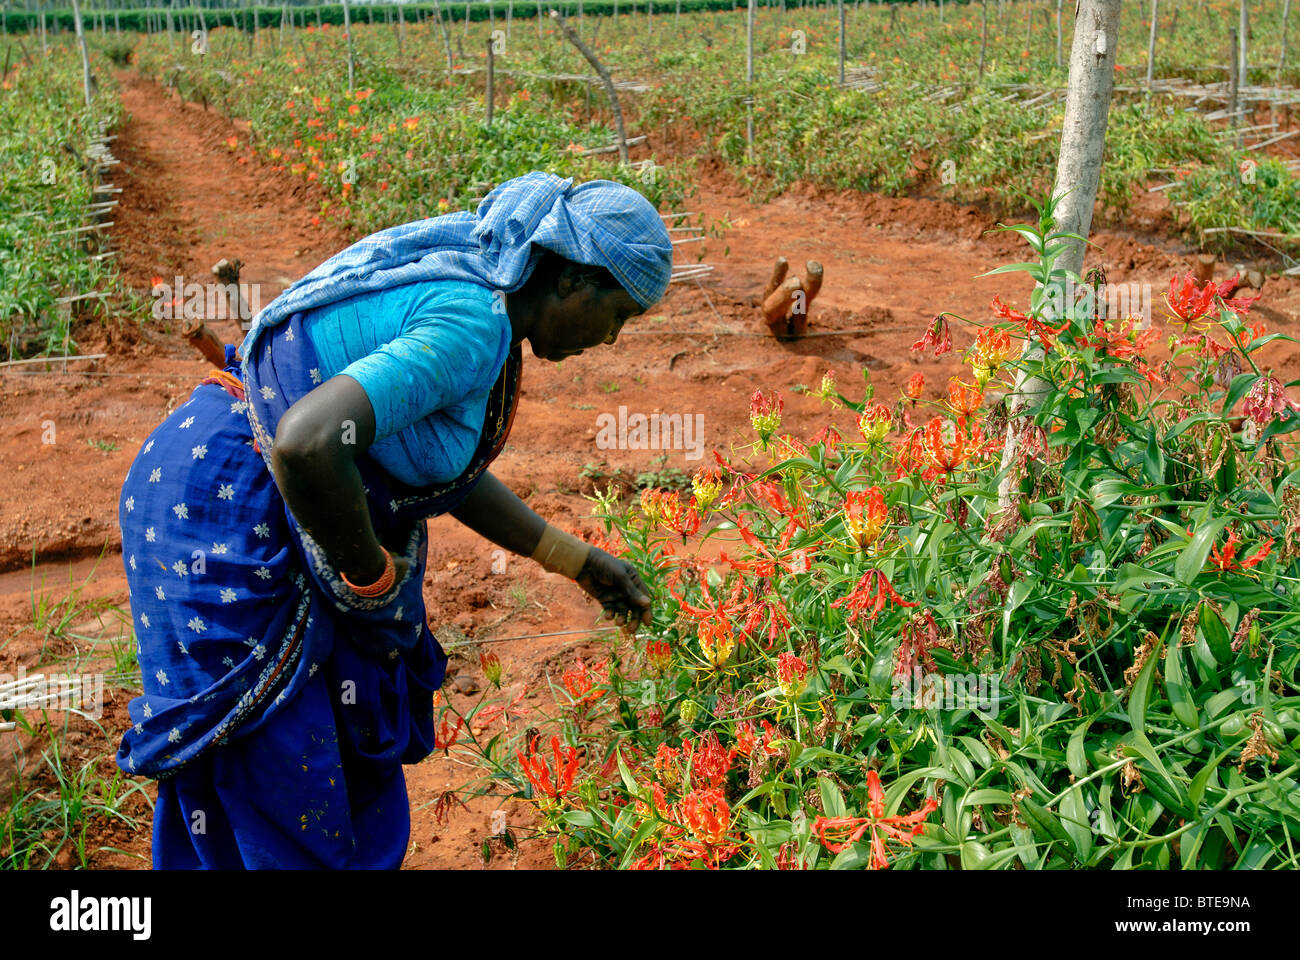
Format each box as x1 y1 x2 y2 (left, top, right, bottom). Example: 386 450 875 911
990 295 1068 351
843 486 888 550
691 466 724 512
830 569 918 625
750 389 784 441
910 314 953 356
947 379 984 421
811 769 939 868
903 372 925 402
516 734 581 802
1242 374 1300 426
562 658 608 706
923 417 977 477
857 402 893 444
1209 528 1274 572
480 651 503 687
969 326 1014 384
777 651 808 698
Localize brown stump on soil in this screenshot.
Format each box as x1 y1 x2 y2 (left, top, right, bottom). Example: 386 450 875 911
1193 253 1217 285
761 257 823 340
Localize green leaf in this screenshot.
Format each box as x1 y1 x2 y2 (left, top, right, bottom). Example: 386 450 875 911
962 788 1016 808
1174 516 1232 585
1066 718 1093 778
1128 632 1165 735
1222 372 1261 415
818 777 847 819
1164 644 1200 731
1142 425 1165 484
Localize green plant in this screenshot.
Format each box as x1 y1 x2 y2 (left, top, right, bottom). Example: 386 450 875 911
440 194 1300 869
1 710 152 869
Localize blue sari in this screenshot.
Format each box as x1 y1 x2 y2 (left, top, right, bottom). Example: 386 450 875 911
116 317 521 868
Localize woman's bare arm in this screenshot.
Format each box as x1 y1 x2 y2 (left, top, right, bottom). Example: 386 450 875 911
449 470 547 557
270 374 391 584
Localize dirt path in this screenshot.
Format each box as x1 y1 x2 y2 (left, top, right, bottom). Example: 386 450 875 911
8 70 1300 869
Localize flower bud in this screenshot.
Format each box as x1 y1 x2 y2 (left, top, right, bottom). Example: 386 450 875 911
679 699 701 724
480 651 503 688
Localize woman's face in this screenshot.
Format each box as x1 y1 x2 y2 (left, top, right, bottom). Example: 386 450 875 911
527 279 645 362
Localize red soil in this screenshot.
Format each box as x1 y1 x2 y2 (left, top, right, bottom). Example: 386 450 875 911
5 69 1300 869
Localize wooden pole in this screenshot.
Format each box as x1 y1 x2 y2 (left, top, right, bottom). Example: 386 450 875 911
1055 0 1062 67
342 0 354 92
1238 0 1248 111
485 35 494 123
746 0 755 159
432 0 453 73
1281 0 1292 75
70 0 92 107
978 0 988 80
1229 27 1241 147
996 0 1122 508
549 7 629 164
837 0 845 84
1146 0 1158 90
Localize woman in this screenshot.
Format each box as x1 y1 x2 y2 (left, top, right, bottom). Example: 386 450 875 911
115 171 673 868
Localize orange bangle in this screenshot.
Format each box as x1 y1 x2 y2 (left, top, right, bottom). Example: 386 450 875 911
340 549 396 597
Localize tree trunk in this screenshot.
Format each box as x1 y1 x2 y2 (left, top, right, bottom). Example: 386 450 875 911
550 7 630 164
432 0 453 73
838 0 845 85
341 0 354 92
1281 0 1292 74
996 0 1123 508
746 0 755 159
70 0 92 107
1146 0 1158 90
978 0 988 79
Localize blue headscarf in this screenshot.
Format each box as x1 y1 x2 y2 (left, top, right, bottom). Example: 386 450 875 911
239 171 673 357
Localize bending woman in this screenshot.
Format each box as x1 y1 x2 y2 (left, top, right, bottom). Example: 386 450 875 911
115 171 673 868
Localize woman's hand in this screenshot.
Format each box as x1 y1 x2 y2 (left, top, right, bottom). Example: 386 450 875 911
575 548 653 633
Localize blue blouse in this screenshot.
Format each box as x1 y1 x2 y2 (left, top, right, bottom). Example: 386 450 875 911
300 279 512 488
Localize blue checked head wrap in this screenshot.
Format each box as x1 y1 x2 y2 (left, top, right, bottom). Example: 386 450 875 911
240 171 673 356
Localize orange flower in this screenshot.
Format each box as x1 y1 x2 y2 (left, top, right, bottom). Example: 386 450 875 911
811 770 938 868
1166 272 1219 324
562 657 608 705
516 734 581 802
403 116 420 131
969 326 1014 383
991 295 1068 351
904 372 925 402
923 417 976 477
776 651 808 698
910 314 952 356
843 486 887 550
1209 528 1274 572
681 787 730 845
947 379 983 420
858 402 892 444
830 569 917 625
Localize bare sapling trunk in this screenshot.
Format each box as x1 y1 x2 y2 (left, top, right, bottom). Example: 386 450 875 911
1282 0 1292 76
549 7 630 164
1146 0 1158 90
71 0 92 107
432 0 454 74
996 0 1122 508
